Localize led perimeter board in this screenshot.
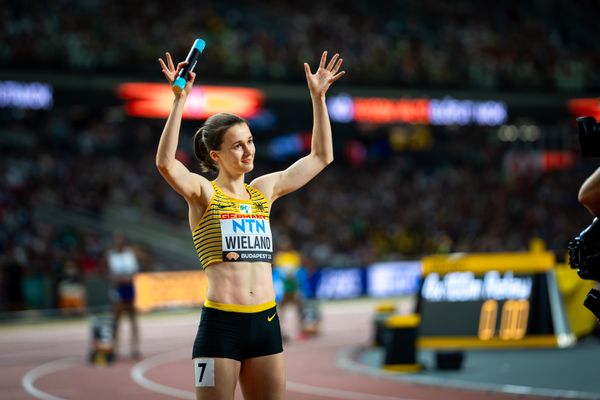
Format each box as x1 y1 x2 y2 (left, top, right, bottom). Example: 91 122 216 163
418 252 574 349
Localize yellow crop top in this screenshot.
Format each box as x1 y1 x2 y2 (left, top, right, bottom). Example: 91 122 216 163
192 181 273 269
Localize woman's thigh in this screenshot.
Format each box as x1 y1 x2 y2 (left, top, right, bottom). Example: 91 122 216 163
239 353 285 400
194 357 240 400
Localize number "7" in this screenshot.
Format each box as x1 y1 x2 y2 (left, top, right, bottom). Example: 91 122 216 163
197 362 207 383
194 357 215 387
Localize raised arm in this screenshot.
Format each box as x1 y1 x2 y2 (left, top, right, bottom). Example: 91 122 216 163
252 51 345 202
579 167 600 216
155 52 204 201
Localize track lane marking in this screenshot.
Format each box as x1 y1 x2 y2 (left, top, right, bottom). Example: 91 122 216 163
131 349 195 399
286 381 414 400
22 357 76 400
335 345 600 400
132 348 415 400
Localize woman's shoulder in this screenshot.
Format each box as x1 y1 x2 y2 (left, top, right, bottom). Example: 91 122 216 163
249 172 281 202
246 180 271 203
188 174 215 206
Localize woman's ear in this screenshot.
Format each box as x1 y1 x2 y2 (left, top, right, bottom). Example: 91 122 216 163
209 150 219 163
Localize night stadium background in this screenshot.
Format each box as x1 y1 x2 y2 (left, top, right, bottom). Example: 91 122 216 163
2 1 600 399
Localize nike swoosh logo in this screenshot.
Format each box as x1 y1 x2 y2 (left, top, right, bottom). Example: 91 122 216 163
267 312 277 322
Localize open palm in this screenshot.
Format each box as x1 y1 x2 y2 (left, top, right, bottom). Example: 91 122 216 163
158 52 196 96
304 51 345 98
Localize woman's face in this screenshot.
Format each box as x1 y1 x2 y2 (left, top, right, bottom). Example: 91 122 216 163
212 123 255 174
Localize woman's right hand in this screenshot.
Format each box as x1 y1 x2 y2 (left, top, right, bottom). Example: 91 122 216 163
158 52 196 97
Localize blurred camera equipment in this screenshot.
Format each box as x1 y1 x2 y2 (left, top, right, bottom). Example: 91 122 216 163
576 116 600 158
568 218 600 280
584 288 600 320
569 218 600 320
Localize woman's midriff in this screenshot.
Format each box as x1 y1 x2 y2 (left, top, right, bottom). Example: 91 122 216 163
204 261 275 305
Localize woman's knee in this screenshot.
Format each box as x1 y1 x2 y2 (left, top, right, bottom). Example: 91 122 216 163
239 354 286 400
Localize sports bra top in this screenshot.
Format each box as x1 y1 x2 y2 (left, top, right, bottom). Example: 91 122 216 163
192 181 273 269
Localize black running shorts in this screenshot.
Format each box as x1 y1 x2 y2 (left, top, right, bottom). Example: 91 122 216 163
192 301 283 361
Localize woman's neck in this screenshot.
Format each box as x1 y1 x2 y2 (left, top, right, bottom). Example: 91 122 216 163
214 173 248 199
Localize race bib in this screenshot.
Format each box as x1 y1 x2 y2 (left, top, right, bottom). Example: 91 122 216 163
193 358 215 387
220 214 273 262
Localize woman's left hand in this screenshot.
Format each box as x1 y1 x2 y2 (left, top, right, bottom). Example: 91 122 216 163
304 51 345 98
158 52 196 97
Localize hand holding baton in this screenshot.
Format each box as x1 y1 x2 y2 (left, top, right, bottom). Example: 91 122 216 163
172 38 206 94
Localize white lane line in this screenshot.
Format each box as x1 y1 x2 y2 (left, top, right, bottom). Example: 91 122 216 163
287 381 412 400
132 347 415 400
22 357 76 400
335 345 600 400
131 348 195 399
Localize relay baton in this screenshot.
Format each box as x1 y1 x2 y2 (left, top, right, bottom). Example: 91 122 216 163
172 38 205 94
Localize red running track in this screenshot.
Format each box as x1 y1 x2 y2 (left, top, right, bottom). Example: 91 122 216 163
0 299 551 400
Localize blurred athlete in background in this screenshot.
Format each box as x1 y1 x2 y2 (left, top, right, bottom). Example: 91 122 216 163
273 236 304 340
103 232 143 359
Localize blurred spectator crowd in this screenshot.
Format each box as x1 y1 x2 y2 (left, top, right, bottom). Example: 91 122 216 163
2 0 599 91
2 0 598 311
0 105 593 310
